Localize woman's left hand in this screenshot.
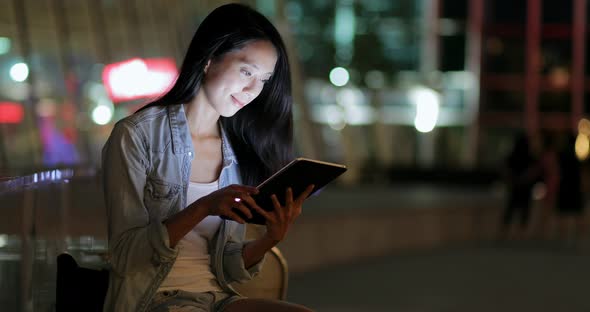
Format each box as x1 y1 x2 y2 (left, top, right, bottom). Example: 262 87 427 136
250 185 315 242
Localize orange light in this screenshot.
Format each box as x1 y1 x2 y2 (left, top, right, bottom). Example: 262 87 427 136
575 134 589 161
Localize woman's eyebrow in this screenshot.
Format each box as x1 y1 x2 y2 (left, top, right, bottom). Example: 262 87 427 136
247 63 273 75
237 57 259 70
244 62 259 70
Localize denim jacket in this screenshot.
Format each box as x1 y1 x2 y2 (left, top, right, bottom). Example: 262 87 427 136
101 104 264 312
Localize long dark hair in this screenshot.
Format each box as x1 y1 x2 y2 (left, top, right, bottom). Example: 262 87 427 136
141 3 293 186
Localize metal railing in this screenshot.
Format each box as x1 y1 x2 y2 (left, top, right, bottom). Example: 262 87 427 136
0 167 108 312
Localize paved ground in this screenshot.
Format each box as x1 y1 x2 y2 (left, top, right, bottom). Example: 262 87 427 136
2 238 589 311
288 242 590 312
2 179 588 311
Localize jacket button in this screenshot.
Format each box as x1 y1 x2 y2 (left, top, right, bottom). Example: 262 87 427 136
188 152 192 156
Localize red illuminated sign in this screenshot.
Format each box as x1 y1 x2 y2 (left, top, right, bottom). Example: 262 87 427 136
102 58 178 102
0 102 24 124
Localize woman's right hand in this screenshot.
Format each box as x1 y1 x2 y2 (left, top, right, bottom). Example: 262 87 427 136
196 184 258 223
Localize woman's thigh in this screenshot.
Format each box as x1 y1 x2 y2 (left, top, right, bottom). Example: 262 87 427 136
221 298 313 312
148 290 216 312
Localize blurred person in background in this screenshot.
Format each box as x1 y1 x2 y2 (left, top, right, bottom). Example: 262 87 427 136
534 131 560 240
555 133 585 247
102 4 313 311
500 132 538 240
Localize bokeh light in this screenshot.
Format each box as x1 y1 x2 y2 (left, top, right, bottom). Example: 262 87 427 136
91 105 113 125
410 87 440 133
329 67 350 87
9 63 29 82
575 133 589 161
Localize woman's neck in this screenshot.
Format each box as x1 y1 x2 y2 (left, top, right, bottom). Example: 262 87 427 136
184 92 221 139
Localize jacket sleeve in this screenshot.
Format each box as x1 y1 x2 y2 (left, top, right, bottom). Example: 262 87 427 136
222 223 266 283
102 121 177 277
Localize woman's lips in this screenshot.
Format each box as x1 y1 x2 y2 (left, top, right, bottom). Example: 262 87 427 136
231 96 246 108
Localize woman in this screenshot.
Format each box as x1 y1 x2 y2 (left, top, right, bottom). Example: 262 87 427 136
102 4 314 311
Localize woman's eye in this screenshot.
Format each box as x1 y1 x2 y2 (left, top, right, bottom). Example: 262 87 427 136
241 69 252 77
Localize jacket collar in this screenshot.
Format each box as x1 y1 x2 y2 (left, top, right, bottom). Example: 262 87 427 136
167 104 238 167
167 104 191 155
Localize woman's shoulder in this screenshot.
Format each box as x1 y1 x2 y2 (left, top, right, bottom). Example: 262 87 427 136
108 107 161 140
109 104 183 149
120 104 169 127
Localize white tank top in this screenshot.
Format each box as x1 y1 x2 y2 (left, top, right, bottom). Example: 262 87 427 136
158 180 223 293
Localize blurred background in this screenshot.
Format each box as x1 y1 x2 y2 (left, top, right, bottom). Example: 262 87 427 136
1 0 590 311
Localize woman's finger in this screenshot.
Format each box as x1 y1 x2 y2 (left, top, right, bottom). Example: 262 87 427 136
270 194 283 219
249 204 274 222
285 187 294 207
230 191 254 218
239 194 259 209
226 210 246 224
293 205 302 218
240 195 265 216
234 202 253 220
296 184 315 205
284 188 296 219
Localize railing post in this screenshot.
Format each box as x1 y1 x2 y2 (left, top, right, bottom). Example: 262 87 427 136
20 187 34 312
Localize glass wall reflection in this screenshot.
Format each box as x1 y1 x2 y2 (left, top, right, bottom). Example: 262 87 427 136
0 0 484 184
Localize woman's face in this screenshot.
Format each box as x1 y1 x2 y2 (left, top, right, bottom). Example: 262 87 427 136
201 40 277 117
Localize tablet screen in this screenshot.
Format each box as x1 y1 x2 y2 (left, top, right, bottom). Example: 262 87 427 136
234 158 347 224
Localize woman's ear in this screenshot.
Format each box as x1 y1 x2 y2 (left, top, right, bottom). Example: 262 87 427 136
204 59 211 74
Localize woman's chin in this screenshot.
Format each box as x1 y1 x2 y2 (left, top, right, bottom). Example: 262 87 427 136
220 109 239 118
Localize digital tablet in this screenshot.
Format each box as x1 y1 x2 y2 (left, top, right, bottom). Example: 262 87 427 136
229 158 347 225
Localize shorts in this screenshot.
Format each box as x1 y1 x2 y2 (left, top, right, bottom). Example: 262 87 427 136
147 289 243 312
